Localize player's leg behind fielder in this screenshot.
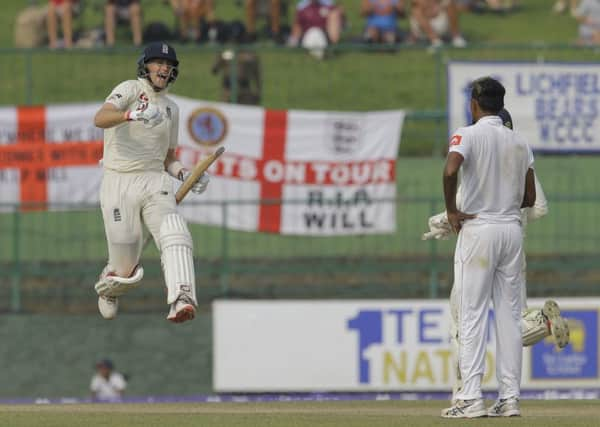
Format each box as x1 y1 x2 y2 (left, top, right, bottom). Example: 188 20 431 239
449 251 570 404
519 252 570 349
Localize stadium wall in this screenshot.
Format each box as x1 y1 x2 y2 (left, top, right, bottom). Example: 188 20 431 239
0 314 213 398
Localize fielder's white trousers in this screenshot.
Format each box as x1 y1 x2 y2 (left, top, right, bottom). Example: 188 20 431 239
452 221 523 401
100 169 177 276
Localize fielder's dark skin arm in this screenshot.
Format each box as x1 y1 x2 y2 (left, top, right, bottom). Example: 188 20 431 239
522 168 536 208
443 151 476 234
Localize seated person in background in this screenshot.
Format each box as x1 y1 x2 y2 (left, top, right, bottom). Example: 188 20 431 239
245 0 283 43
211 22 262 105
47 0 77 49
409 0 467 48
360 0 406 44
169 0 215 43
453 0 516 14
104 0 143 47
573 0 600 45
553 0 580 15
90 359 127 402
453 0 473 11
287 0 344 47
484 0 516 12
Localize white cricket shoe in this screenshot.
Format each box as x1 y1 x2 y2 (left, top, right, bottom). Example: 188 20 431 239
441 399 487 418
427 38 444 54
542 300 570 349
487 397 521 417
451 35 467 48
98 295 118 320
552 0 567 14
166 295 196 324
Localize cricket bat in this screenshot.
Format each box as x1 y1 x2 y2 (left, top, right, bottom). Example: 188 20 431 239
142 146 225 250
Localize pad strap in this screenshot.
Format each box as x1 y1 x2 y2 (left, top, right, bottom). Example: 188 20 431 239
522 309 550 346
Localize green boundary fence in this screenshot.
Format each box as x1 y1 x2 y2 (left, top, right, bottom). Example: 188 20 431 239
2 157 600 313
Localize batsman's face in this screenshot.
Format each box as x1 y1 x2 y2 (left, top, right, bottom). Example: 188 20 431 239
147 59 175 89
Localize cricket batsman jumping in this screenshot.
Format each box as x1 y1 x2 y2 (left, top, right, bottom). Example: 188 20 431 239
92 42 210 324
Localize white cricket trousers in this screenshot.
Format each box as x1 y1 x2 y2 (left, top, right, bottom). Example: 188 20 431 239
452 221 523 401
100 169 177 277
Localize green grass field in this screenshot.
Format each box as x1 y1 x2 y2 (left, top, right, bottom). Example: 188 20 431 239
1 401 599 427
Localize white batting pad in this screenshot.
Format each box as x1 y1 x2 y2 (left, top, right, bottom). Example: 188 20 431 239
94 264 144 297
521 309 549 346
159 213 197 305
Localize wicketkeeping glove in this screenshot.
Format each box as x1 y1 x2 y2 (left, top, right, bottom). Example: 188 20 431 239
181 170 210 195
421 211 452 240
126 103 163 128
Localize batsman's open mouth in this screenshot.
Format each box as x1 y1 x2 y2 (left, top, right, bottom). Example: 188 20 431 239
157 72 169 82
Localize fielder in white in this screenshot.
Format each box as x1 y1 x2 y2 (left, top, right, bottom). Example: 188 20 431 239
424 108 570 417
439 77 536 418
93 42 209 323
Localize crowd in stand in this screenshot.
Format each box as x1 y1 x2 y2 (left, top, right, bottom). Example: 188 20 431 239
16 1 599 52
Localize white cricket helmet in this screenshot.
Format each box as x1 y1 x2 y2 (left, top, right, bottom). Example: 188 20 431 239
301 27 328 60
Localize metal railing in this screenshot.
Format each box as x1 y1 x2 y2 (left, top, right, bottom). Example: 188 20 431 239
2 188 600 313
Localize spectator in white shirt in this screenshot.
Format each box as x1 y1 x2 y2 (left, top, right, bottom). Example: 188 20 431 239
90 359 127 401
573 0 600 45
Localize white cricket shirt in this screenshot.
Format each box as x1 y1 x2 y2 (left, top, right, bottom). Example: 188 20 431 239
449 115 534 223
90 372 127 401
101 78 179 172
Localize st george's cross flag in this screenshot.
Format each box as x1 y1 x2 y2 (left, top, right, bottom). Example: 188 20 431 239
0 96 404 235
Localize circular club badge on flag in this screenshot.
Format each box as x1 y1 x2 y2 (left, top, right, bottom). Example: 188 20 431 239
187 107 228 146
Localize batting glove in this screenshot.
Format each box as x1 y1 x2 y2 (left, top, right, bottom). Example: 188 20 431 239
181 170 210 195
125 103 163 128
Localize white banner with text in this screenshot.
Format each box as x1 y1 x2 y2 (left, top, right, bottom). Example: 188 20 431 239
213 299 598 391
448 62 600 153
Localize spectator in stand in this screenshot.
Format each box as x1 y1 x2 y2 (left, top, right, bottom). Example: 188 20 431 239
454 0 473 11
360 0 406 44
90 359 128 402
47 0 77 49
245 0 284 43
454 0 517 14
287 0 344 47
553 0 580 15
484 0 516 12
105 0 143 47
573 0 600 45
169 0 215 43
409 0 467 49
